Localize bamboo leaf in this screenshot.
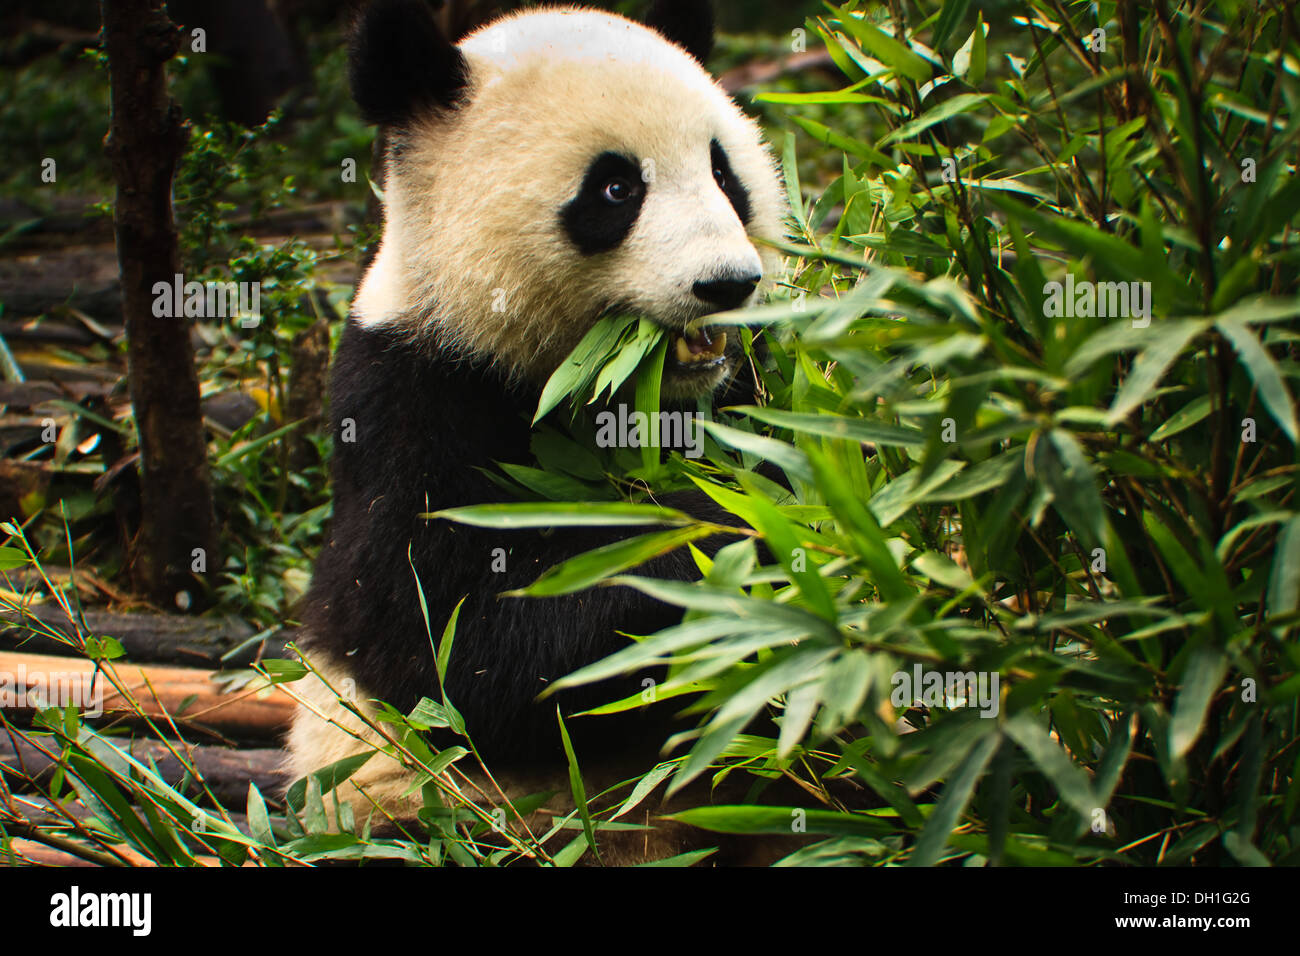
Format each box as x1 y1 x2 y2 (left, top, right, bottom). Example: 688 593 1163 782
880 94 989 146
516 526 713 597
214 419 303 468
1170 645 1229 760
634 333 669 475
1004 714 1098 819
931 0 972 51
663 804 892 836
431 502 690 528
286 751 377 813
557 707 600 864
835 11 932 83
247 782 277 848
733 405 926 449
1149 394 1212 442
808 446 912 600
907 731 999 866
1266 516 1300 627
1033 429 1106 548
534 314 637 423
1217 317 1299 445
430 597 464 689
1107 323 1204 424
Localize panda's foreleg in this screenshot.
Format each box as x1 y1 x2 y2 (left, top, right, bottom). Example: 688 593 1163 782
282 648 424 827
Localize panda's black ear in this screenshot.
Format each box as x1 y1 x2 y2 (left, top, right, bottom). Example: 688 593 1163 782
349 0 469 126
645 0 714 63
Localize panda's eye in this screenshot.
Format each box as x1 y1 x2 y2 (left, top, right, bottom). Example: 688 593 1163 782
602 179 634 204
713 167 727 189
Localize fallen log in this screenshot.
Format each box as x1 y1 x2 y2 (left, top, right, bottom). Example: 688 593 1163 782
1 732 285 809
0 650 297 739
0 246 122 321
0 379 116 407
0 606 291 667
6 839 106 866
0 319 113 348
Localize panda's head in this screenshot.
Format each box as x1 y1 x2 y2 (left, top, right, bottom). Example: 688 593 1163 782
349 0 785 400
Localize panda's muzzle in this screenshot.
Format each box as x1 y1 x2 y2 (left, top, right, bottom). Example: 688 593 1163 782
665 271 757 370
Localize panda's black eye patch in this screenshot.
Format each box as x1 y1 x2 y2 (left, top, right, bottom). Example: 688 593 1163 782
562 152 645 255
710 139 751 226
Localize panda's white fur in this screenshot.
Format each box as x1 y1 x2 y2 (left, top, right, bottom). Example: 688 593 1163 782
353 6 784 394
285 652 422 824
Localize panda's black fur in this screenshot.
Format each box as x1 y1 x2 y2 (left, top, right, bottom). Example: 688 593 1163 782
347 0 469 125
300 320 748 765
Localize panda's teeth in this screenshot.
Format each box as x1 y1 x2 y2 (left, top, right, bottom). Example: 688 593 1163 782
673 332 727 365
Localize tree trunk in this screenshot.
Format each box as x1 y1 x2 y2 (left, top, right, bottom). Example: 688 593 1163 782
100 0 216 610
285 317 330 474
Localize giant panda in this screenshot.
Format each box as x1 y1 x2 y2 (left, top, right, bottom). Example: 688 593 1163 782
285 0 787 855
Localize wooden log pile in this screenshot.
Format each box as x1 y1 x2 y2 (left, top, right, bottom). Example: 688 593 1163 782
1 608 301 865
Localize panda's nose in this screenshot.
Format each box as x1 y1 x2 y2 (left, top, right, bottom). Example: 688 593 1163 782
693 274 760 310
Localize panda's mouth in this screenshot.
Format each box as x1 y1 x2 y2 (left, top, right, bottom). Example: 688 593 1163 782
670 327 728 369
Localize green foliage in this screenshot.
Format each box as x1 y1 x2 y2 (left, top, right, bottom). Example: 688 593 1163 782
155 117 351 620
174 116 299 270
0 49 110 198
533 314 662 422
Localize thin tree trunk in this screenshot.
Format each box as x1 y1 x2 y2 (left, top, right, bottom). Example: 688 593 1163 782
100 0 216 609
285 317 330 474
